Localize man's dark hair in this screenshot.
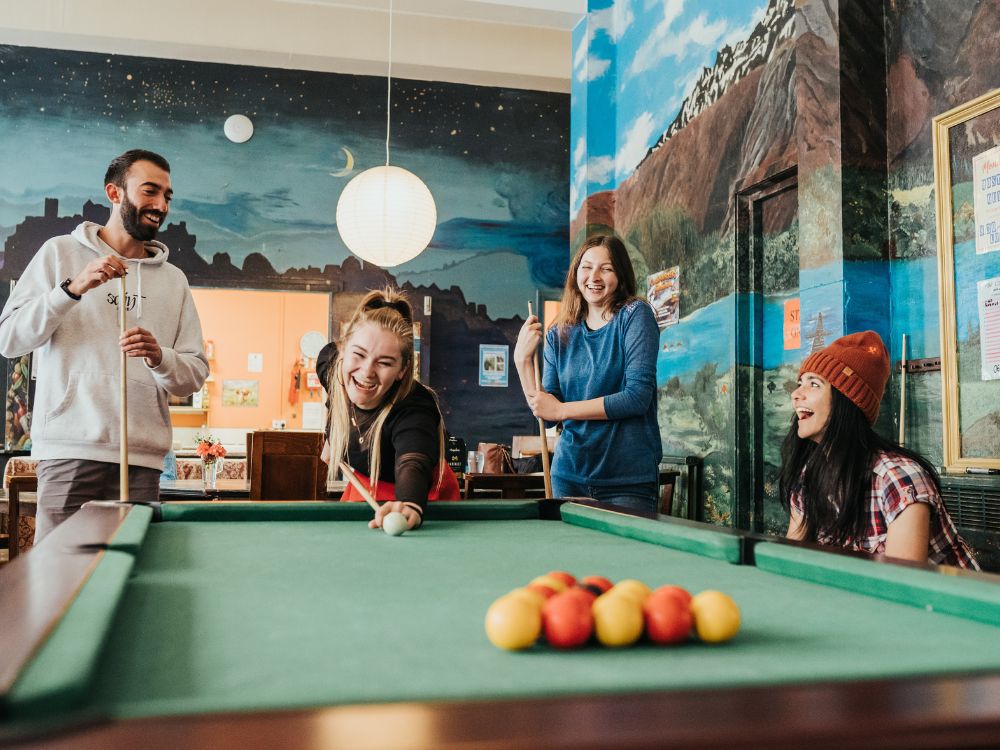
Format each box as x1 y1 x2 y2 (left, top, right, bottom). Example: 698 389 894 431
104 149 171 188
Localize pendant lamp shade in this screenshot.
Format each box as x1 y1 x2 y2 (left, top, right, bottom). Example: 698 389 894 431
336 165 437 268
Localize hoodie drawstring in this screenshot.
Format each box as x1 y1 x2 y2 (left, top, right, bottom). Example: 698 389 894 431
136 262 143 320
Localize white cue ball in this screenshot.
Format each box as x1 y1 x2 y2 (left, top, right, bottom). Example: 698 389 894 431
383 511 408 537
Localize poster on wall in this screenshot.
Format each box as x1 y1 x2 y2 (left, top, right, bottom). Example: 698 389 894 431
783 298 801 350
977 277 1000 381
973 146 1000 255
222 379 260 407
479 345 509 387
647 267 680 329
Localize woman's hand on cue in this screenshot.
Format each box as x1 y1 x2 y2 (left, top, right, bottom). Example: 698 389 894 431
369 500 421 531
527 390 563 421
68 255 127 296
514 315 543 370
120 326 163 367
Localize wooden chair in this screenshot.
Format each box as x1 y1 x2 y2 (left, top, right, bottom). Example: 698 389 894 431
660 455 704 520
511 434 558 458
248 431 327 500
658 469 679 515
1 474 37 561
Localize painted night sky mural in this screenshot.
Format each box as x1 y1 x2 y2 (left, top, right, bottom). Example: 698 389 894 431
0 44 569 318
0 43 570 446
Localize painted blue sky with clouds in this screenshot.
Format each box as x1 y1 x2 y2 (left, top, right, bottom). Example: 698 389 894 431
571 0 768 215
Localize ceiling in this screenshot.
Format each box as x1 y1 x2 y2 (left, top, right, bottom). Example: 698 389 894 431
278 0 586 30
0 0 583 90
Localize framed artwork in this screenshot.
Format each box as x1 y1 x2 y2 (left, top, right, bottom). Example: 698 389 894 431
222 379 260 407
932 87 1000 471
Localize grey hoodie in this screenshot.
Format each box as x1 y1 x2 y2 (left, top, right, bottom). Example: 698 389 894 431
0 222 209 470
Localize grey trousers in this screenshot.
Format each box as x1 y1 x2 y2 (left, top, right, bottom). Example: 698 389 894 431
34 459 161 544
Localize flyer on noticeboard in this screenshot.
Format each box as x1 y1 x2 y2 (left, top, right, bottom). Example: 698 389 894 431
647 267 680 329
973 145 1000 255
479 344 509 387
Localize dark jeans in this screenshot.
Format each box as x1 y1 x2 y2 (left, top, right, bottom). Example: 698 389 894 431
551 477 658 514
35 459 161 544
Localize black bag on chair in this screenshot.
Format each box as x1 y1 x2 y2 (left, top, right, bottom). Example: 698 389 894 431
512 454 545 474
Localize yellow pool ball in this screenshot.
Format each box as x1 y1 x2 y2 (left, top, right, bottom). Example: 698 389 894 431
485 595 542 650
591 591 644 647
690 590 741 643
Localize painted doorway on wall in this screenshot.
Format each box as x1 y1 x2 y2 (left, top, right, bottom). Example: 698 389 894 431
734 168 799 534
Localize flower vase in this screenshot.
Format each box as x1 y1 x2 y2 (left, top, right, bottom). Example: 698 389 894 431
202 458 221 490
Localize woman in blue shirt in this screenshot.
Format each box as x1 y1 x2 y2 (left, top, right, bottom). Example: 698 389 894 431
514 235 661 513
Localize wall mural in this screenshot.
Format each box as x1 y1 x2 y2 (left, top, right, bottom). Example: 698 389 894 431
573 0 998 544
572 0 797 527
0 44 570 447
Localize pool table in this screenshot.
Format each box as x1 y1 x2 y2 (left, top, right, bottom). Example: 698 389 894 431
2 499 999 749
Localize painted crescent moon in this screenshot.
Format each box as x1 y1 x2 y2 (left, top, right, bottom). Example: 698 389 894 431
330 147 355 177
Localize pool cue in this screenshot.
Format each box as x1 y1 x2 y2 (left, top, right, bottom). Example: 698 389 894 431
119 273 129 502
898 333 908 446
527 303 553 499
338 460 381 515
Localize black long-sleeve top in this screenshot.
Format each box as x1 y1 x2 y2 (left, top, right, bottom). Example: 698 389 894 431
347 381 441 512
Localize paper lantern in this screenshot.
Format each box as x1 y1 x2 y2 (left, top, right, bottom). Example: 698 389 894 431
336 165 437 268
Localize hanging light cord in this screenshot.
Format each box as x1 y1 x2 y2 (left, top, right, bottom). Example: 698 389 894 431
385 0 393 167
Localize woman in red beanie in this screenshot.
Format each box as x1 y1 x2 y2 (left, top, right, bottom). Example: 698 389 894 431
779 331 978 569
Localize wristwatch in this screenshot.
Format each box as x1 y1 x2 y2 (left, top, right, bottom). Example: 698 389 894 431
60 278 82 301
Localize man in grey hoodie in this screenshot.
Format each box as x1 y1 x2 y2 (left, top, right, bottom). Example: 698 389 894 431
0 149 209 543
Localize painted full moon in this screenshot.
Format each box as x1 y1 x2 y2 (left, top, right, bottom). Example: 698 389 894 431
224 114 254 143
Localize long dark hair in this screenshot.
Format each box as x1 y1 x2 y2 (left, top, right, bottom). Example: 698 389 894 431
778 388 940 545
551 235 639 335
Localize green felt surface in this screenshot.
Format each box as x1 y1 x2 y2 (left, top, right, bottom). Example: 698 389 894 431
82 515 1000 722
755 542 1000 626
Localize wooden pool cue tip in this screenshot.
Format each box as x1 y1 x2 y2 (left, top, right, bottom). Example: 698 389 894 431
898 334 907 446
338 460 381 514
527 302 554 499
119 274 129 502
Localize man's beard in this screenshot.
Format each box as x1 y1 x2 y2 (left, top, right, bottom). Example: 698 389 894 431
121 193 162 242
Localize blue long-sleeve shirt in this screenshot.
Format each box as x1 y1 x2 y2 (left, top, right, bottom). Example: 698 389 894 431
542 299 662 486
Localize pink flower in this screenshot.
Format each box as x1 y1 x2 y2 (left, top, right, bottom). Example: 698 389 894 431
211 443 227 458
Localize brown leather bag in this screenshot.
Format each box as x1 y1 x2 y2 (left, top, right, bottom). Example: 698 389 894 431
477 442 514 474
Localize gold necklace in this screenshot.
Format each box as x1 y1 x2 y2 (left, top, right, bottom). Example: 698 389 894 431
350 404 368 446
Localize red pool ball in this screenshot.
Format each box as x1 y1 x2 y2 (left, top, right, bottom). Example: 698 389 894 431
652 584 692 607
542 591 593 649
643 590 693 645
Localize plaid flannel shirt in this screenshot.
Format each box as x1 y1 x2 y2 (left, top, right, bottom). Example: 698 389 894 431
790 451 979 570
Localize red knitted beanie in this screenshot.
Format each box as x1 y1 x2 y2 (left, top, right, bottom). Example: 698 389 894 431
798 331 889 425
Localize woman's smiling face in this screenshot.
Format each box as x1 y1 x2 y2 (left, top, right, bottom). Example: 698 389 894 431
791 371 833 442
342 322 407 409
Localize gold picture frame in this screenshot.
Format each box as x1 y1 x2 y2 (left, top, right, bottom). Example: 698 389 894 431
932 87 1000 472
